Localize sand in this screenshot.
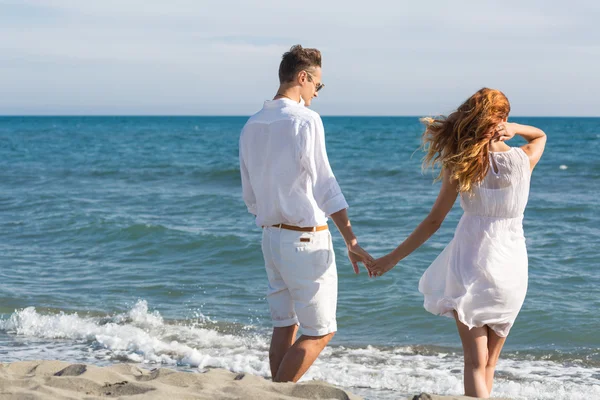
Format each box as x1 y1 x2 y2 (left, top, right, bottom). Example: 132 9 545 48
0 360 510 400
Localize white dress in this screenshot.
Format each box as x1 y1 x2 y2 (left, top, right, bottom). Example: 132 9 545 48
418 147 531 337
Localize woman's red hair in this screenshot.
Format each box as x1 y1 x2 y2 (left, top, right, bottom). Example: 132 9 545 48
421 88 511 192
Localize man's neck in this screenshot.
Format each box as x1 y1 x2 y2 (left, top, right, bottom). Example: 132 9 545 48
274 86 301 103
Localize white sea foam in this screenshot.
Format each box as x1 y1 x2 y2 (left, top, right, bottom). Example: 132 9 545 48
560 165 568 170
1 301 599 400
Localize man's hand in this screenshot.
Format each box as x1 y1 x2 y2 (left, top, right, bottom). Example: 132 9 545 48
347 242 374 276
368 253 400 277
328 209 374 276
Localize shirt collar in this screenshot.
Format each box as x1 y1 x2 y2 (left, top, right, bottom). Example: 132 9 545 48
263 96 305 108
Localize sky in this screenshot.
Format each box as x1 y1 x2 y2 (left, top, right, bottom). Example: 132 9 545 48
1 0 599 116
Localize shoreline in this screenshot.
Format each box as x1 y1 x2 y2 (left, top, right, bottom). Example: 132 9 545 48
0 360 511 400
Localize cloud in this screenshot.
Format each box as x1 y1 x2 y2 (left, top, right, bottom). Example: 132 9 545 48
0 0 598 115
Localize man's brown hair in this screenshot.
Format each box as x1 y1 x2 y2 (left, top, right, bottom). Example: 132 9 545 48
278 45 322 84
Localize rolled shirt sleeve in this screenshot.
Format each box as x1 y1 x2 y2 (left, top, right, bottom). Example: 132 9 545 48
300 116 348 216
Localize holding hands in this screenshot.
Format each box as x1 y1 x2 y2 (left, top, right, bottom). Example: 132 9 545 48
347 240 375 275
367 252 400 277
345 243 400 278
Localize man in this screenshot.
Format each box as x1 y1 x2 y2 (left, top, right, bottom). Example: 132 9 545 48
239 45 372 383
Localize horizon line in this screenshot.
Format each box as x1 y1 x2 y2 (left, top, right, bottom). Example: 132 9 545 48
2 114 600 118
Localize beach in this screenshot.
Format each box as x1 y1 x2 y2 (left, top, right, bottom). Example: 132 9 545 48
1 360 514 400
1 116 598 400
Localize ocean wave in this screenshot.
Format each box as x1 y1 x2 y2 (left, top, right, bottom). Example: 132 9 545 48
114 223 170 238
65 220 249 242
11 164 244 185
365 168 407 178
193 167 240 180
1 301 598 400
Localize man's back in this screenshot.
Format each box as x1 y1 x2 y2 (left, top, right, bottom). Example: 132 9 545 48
240 98 346 228
239 44 372 384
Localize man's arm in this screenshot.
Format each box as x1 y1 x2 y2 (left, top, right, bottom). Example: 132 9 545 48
329 209 373 275
239 138 257 215
300 118 348 217
301 117 373 273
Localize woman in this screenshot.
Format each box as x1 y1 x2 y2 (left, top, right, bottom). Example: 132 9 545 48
369 88 546 398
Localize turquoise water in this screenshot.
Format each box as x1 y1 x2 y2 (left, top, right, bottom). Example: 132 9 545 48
0 116 599 399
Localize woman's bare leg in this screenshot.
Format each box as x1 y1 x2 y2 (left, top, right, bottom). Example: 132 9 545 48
485 326 507 395
454 311 490 398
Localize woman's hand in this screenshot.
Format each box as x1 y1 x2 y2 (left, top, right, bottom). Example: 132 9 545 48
368 252 400 277
495 122 516 141
495 122 517 142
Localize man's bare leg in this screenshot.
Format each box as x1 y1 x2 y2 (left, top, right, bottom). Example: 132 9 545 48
273 332 335 383
270 325 299 379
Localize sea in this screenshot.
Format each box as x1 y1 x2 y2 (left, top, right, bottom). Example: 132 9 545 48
0 116 598 399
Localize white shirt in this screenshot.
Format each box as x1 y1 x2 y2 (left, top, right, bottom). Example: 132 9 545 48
239 98 348 228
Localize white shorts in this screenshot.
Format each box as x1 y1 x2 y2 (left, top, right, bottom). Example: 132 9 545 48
261 226 337 336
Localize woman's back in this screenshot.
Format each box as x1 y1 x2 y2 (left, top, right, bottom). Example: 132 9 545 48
460 147 531 219
369 87 547 398
420 145 532 338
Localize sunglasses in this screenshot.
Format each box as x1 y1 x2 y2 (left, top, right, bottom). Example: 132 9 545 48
304 70 324 92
